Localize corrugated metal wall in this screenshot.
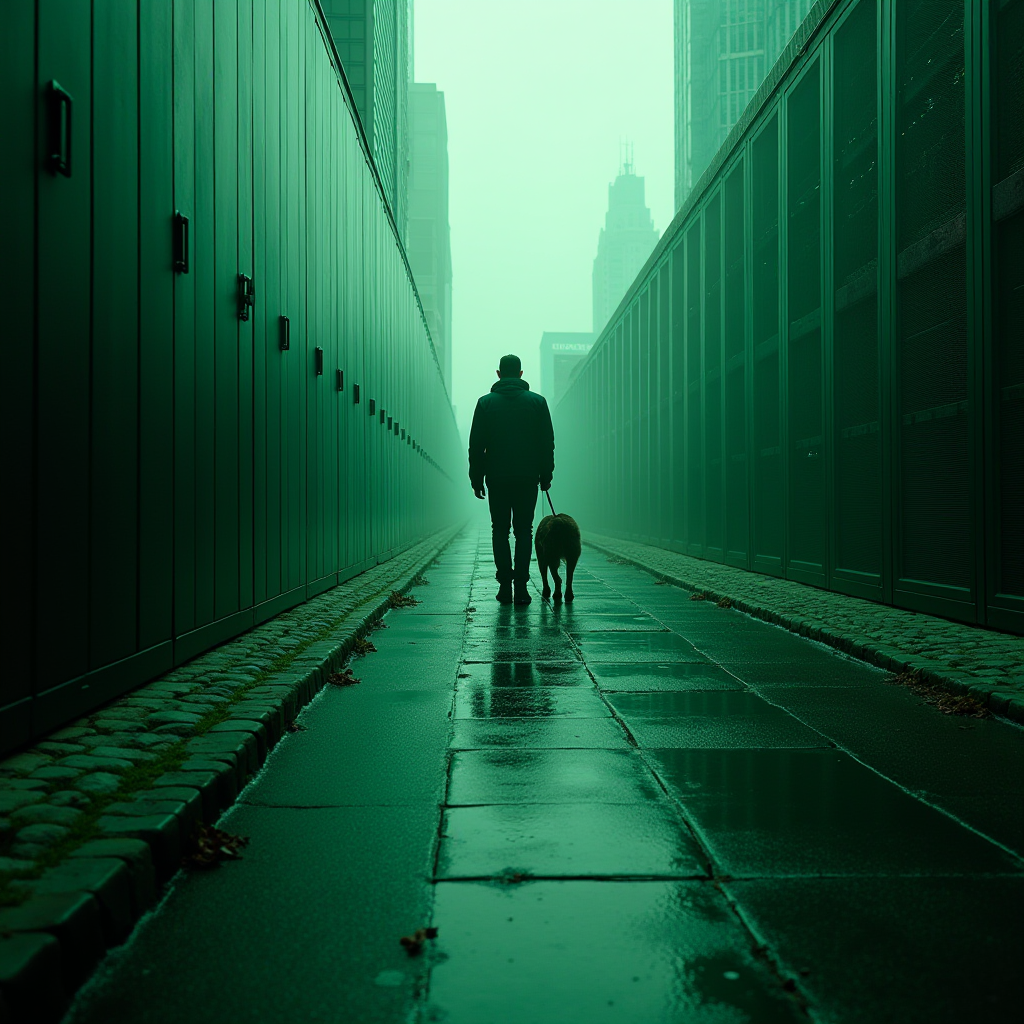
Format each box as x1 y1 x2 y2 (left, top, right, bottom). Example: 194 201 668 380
0 0 461 755
558 0 1023 634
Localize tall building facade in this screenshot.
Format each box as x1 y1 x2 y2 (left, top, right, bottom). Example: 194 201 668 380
408 83 453 393
322 0 411 237
539 332 596 407
592 162 661 334
674 0 814 208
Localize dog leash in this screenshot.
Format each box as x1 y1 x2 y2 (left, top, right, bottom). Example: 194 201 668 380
545 488 556 516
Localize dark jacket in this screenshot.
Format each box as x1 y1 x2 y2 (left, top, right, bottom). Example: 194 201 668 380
468 378 555 489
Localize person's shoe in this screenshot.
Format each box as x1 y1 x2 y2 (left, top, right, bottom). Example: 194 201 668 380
496 582 513 604
513 583 532 606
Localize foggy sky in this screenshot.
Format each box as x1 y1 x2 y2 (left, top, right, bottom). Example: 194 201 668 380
414 0 674 442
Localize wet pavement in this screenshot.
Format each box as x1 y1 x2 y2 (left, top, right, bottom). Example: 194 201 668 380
65 528 1024 1024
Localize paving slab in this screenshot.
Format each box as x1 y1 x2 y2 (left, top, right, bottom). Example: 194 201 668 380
763 683 1024 852
606 691 830 748
453 686 611 719
446 749 665 805
437 803 707 879
450 717 629 750
455 662 593 688
648 748 1023 877
65 805 438 1024
426 881 801 1024
572 632 710 662
588 662 745 691
242 688 452 807
726 877 1024 1024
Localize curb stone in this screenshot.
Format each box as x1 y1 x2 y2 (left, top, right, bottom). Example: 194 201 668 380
0 525 461 1021
585 533 1024 725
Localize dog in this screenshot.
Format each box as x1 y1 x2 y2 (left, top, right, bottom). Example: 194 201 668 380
535 513 581 603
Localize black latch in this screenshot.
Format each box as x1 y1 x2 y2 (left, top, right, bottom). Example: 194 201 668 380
238 274 254 320
336 369 344 391
369 398 375 415
47 81 73 177
173 212 189 273
353 384 360 404
314 347 323 376
279 315 290 350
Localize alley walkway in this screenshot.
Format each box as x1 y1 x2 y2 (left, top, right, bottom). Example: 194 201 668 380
66 528 1023 1024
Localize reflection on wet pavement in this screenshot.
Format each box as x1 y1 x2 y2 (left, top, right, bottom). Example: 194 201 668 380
430 531 1024 1023
427 881 800 1024
64 529 1024 1024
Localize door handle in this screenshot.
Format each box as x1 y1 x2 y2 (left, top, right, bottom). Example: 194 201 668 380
173 212 189 273
47 80 73 177
315 346 324 376
280 315 290 350
238 274 254 320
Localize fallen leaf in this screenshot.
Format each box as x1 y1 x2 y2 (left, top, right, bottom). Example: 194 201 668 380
286 721 306 733
327 668 361 687
399 926 439 956
353 637 377 656
388 591 420 609
182 824 250 869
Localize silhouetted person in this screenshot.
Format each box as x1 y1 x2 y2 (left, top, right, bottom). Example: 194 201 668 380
469 354 555 605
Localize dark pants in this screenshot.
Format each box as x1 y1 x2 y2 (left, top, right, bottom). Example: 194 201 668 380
487 477 538 584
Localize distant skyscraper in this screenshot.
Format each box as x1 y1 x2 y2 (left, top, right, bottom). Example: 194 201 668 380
592 159 660 334
539 332 596 407
408 83 453 393
674 0 814 208
322 0 410 238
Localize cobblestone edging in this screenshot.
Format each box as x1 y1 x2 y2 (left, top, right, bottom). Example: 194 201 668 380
0 525 462 1022
586 533 1024 725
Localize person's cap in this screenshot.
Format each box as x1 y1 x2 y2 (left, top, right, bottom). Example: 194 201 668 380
498 354 521 377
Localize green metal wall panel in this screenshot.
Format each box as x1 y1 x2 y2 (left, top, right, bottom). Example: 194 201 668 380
193 0 216 629
704 192 724 561
253 0 270 605
238 0 255 613
0 0 37 739
785 61 825 583
723 160 749 567
831 0 883 597
893 0 973 616
214 0 242 621
987 0 1024 627
671 245 686 545
35 0 92 694
659 264 673 542
138 0 175 652
686 221 703 555
751 115 784 573
639 288 652 537
90 0 140 670
173 0 197 637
